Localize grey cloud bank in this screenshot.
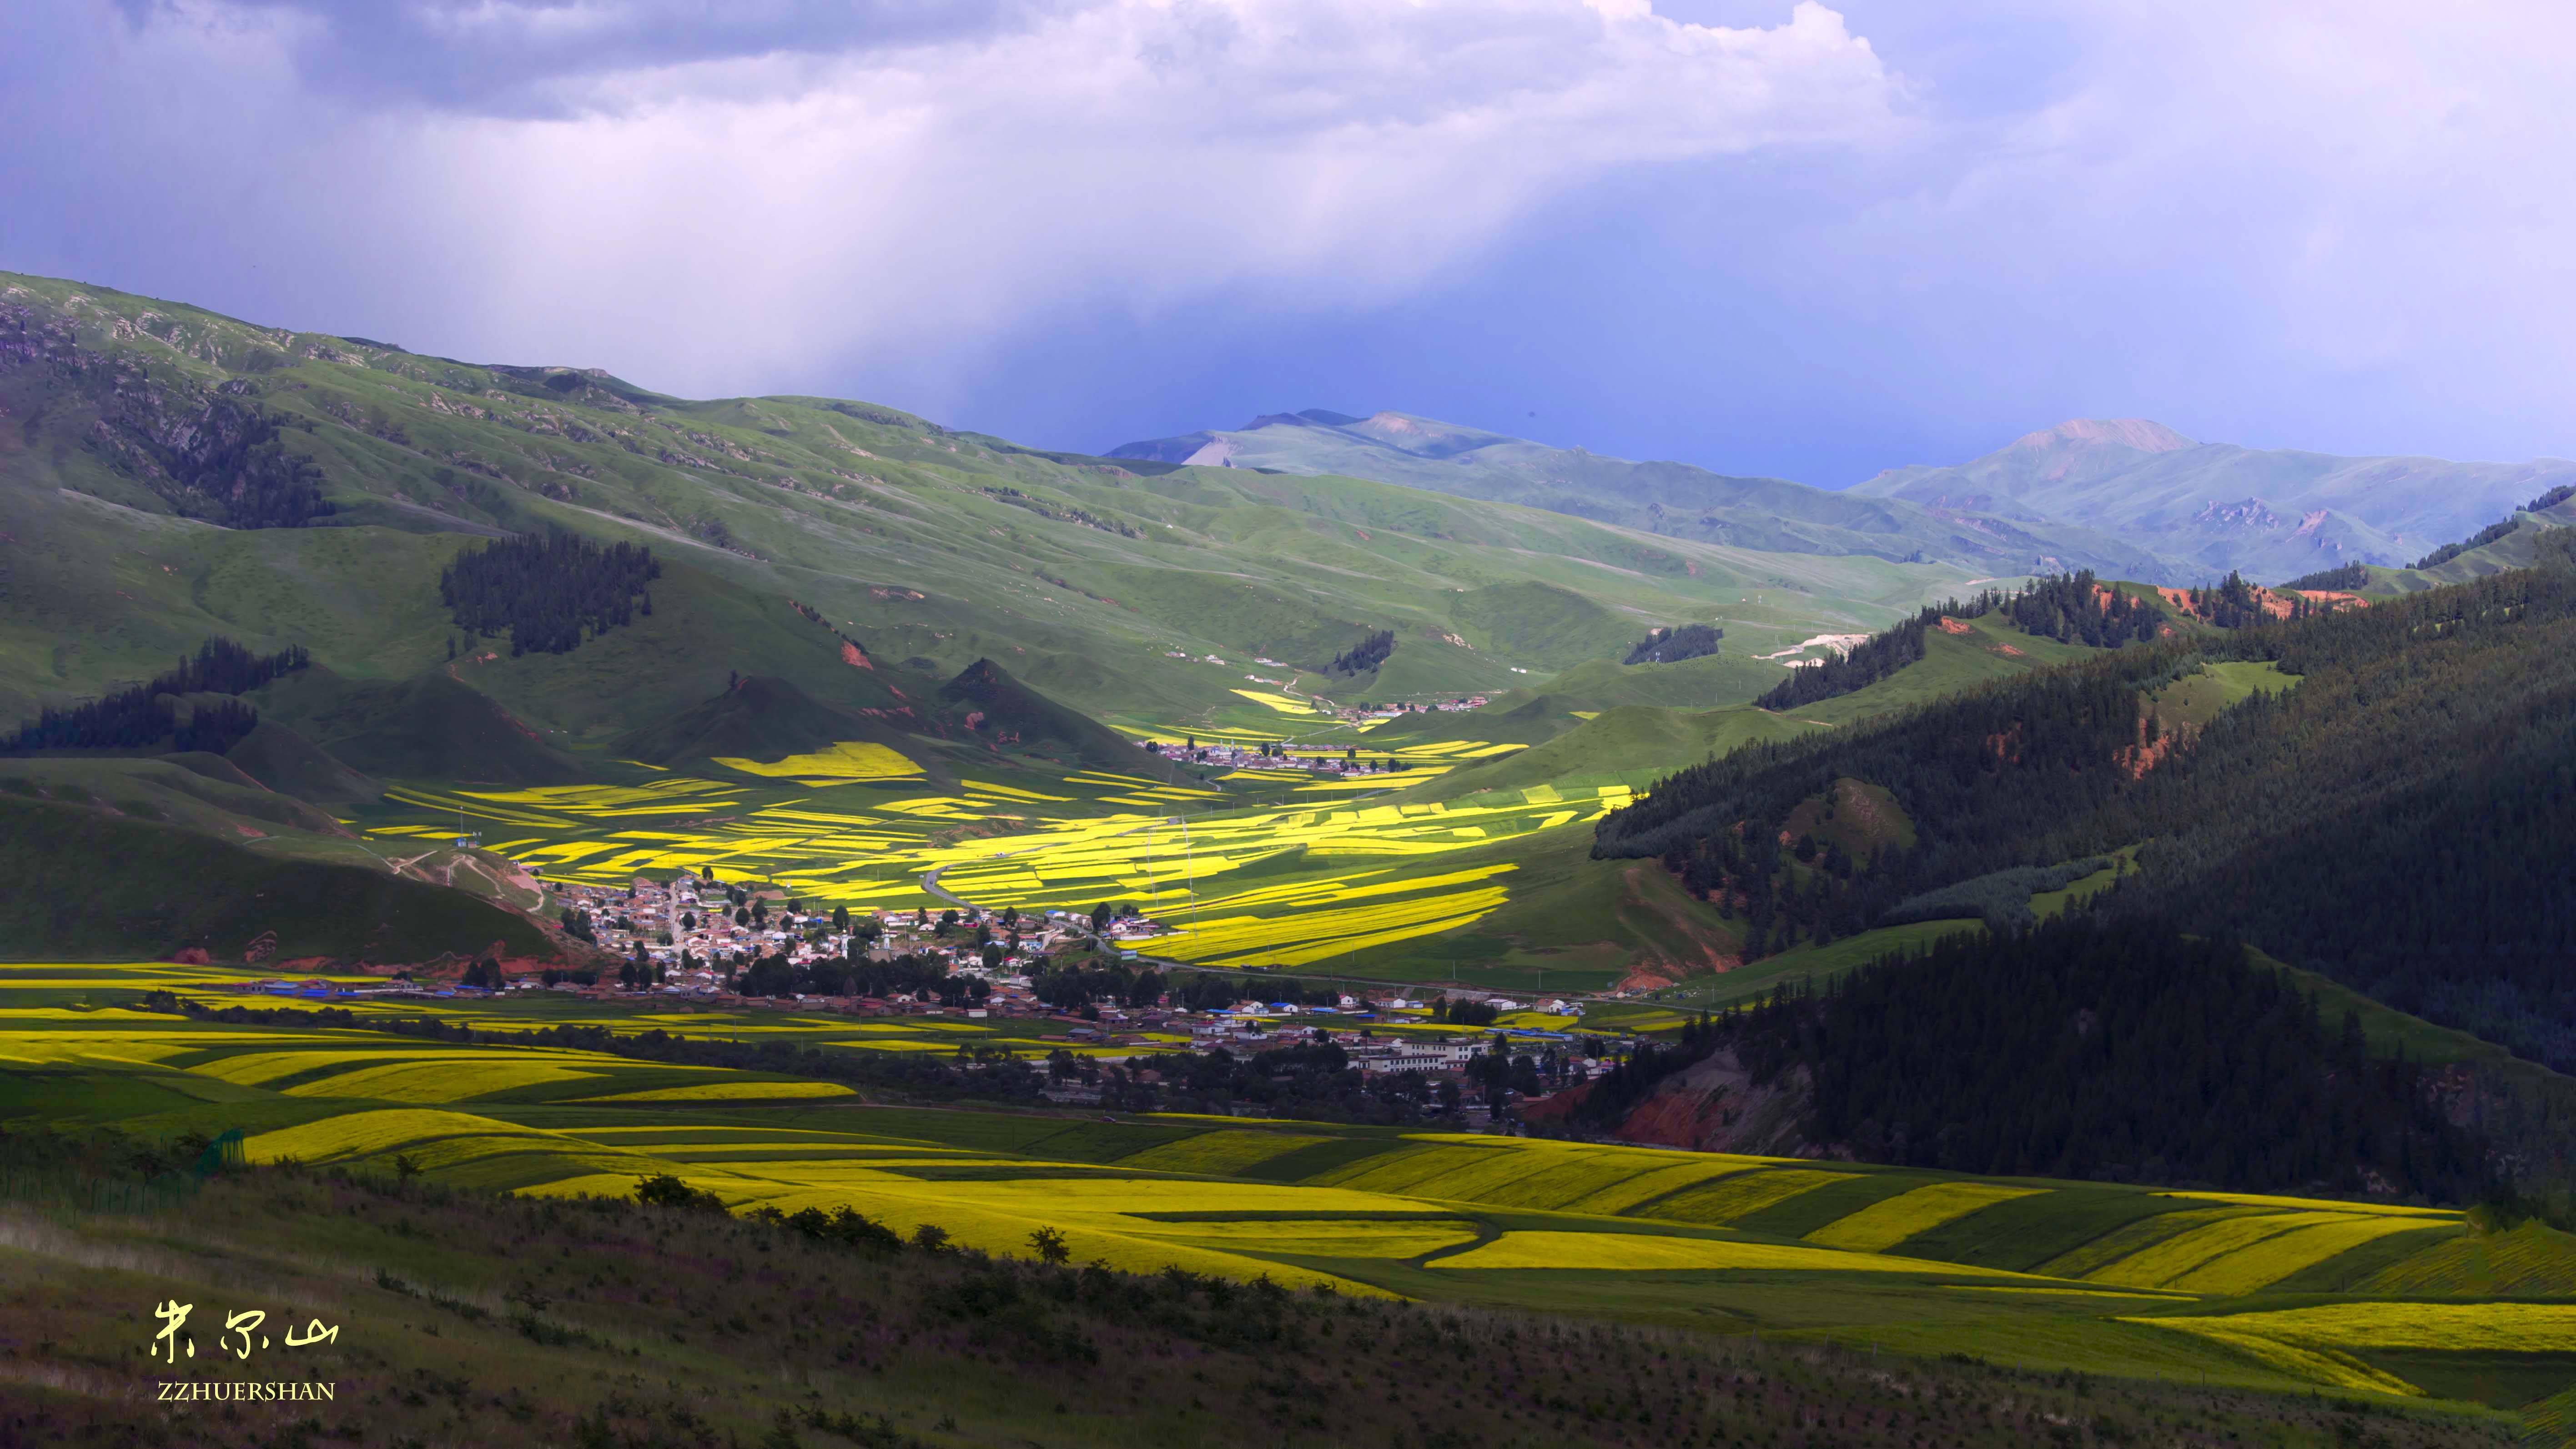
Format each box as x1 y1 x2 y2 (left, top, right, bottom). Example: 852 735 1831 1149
18 0 2576 488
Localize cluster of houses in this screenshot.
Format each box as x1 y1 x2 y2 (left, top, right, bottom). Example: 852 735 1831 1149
226 868 1628 1095
553 875 1094 993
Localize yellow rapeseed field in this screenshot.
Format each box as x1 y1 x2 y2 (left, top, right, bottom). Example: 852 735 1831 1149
584 1081 855 1102
1128 1218 1481 1259
712 741 923 784
2088 1210 2364 1289
2033 1206 2257 1279
2153 1191 2455 1219
1432 1231 2036 1278
1806 1182 2046 1253
244 1108 569 1164
1648 1170 1862 1226
279 1058 603 1102
1116 1132 1330 1175
2162 1215 2450 1296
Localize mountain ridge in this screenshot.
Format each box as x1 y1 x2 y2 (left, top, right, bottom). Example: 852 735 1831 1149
1857 415 2576 580
1120 407 2576 584
1112 408 2196 581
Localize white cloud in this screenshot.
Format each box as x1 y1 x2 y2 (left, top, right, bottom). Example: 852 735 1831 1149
1769 0 2576 455
119 0 1904 398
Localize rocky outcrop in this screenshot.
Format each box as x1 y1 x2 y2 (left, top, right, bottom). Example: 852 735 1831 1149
1607 1048 1816 1156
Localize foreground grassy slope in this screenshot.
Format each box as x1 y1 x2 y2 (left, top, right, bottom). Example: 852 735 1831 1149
0 1154 2505 1449
1 971 2569 1434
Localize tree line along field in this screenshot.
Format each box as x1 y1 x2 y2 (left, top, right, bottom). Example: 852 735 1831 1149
3 969 2574 1435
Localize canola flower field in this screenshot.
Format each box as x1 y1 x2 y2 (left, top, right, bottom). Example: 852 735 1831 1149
362 742 1628 971
3 964 2570 1427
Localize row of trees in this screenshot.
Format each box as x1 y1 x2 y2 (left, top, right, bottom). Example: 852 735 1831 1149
1623 624 1722 665
2279 561 2371 591
0 638 309 754
1998 572 2164 647
1101 1039 1458 1124
440 530 660 656
1329 630 1394 674
1755 574 2177 713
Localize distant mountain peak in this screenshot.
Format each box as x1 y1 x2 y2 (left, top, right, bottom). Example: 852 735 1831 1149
1237 409 1363 432
2009 418 2196 454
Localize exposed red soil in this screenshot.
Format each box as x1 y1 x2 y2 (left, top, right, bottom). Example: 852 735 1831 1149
1935 616 1973 635
1985 722 2024 763
2113 707 2190 779
1611 1088 1725 1149
2155 583 2312 621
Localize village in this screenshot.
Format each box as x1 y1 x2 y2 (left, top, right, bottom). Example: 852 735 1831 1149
236 868 1635 1107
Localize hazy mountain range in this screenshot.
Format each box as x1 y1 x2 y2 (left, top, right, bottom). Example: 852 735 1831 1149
1115 411 2576 583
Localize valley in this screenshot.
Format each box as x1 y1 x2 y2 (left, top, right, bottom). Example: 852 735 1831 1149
7 270 2576 1444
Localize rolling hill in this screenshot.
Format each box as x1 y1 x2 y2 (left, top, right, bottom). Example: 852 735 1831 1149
0 270 1977 760
1856 417 2576 582
1112 407 2194 581
1121 408 2576 586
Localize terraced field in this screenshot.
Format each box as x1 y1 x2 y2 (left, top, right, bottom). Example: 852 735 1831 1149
4 965 2569 1430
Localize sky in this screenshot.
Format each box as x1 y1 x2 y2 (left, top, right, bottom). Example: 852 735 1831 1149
8 0 2574 486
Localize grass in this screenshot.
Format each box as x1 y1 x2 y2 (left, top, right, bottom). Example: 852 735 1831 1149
0 794 553 963
2150 659 2297 731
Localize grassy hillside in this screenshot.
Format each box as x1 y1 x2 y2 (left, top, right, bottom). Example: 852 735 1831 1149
1419 704 1821 802
0 271 1978 745
0 796 555 961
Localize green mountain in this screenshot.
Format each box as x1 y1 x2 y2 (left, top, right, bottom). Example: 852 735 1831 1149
0 271 1978 753
1854 417 2576 582
1111 408 2195 580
